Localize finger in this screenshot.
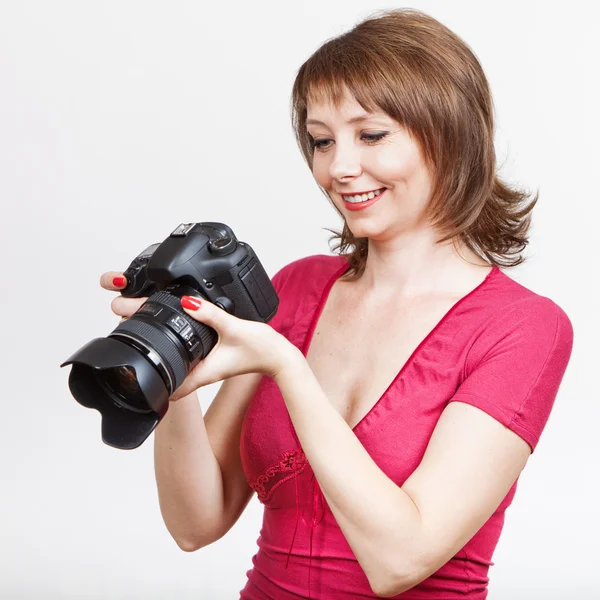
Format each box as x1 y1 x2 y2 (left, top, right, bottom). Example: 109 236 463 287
169 349 219 401
100 272 128 291
169 379 196 402
180 296 226 326
180 295 203 312
110 296 147 318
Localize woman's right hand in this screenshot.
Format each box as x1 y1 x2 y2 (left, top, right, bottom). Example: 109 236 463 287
99 272 148 321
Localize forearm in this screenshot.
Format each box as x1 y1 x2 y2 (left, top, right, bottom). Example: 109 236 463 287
273 351 426 595
153 391 224 550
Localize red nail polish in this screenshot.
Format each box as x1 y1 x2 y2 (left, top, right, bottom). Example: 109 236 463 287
181 296 201 310
113 276 126 287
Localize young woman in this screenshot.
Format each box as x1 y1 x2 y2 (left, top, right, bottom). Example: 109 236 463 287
102 9 573 599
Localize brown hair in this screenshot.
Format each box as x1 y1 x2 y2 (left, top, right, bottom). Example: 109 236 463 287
291 8 538 280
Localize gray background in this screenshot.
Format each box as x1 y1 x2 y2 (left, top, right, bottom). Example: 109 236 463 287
1 1 598 598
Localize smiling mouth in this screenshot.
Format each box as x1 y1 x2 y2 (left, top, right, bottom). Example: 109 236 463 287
341 188 386 203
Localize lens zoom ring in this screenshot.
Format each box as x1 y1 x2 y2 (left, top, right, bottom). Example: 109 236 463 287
114 319 187 388
147 291 182 310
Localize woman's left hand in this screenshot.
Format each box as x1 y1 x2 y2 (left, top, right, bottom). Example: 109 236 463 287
168 295 299 401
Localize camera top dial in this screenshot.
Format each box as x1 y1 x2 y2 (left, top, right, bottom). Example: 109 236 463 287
208 236 236 256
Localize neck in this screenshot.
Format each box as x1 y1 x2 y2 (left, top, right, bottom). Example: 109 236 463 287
350 229 491 299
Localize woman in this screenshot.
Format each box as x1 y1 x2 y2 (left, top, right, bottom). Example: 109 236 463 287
101 9 573 599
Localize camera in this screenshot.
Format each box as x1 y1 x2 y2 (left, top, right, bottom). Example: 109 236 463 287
60 222 279 450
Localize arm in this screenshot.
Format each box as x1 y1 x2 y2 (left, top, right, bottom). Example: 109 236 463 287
153 261 299 550
273 295 573 598
154 372 263 551
273 353 531 596
102 270 264 551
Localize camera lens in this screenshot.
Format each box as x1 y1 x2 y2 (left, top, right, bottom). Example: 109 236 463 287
60 290 220 449
96 366 152 414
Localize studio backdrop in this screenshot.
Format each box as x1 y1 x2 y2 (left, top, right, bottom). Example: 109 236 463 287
0 1 597 599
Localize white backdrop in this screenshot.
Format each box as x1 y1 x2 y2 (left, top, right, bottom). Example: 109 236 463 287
1 1 598 598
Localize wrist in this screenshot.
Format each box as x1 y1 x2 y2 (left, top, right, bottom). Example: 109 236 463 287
269 334 304 380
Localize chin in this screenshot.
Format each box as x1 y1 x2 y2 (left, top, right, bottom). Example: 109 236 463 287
348 218 414 242
345 222 382 240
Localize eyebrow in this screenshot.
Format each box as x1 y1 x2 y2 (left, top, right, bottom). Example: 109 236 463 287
306 114 386 127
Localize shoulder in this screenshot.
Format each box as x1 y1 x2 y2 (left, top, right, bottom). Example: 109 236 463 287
451 269 574 452
467 268 574 370
487 268 572 336
271 253 348 295
267 254 348 338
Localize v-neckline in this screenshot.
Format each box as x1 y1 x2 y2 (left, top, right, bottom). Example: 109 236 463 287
299 258 499 433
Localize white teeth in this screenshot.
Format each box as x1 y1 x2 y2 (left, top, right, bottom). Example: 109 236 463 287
343 188 384 203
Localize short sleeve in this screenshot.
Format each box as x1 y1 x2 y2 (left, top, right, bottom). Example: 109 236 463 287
449 297 574 452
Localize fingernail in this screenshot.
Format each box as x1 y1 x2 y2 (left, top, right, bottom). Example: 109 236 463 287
113 276 126 288
181 296 201 310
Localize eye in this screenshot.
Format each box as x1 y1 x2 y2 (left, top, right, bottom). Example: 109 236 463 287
312 138 333 151
310 131 389 152
362 132 389 144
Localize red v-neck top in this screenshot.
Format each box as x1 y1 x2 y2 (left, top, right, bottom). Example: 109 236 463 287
238 254 573 600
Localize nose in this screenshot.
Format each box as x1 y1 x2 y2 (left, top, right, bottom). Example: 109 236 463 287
328 141 362 181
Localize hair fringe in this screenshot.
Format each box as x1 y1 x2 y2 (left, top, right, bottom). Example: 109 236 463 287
291 8 539 279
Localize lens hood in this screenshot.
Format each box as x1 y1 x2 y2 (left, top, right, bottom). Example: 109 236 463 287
60 336 170 449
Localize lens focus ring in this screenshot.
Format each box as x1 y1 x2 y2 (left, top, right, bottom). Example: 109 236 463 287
112 318 187 390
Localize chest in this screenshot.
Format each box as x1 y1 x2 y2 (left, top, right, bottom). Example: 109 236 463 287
304 286 460 430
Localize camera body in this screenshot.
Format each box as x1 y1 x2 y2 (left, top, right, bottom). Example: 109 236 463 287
60 222 279 450
122 222 275 318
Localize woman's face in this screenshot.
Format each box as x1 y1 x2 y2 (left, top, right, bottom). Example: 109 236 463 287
306 91 435 241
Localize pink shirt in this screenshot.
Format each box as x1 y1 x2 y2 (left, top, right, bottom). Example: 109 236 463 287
239 254 573 599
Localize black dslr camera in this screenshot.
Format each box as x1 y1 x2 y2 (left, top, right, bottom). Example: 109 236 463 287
60 222 279 450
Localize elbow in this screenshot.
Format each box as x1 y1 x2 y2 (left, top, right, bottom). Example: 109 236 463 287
371 572 423 598
368 554 433 598
372 579 417 598
174 527 225 553
176 537 202 553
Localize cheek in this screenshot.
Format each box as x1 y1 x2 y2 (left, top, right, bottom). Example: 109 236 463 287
312 157 330 186
370 147 416 181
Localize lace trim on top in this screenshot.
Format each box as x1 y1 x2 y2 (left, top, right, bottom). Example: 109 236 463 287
248 448 307 503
